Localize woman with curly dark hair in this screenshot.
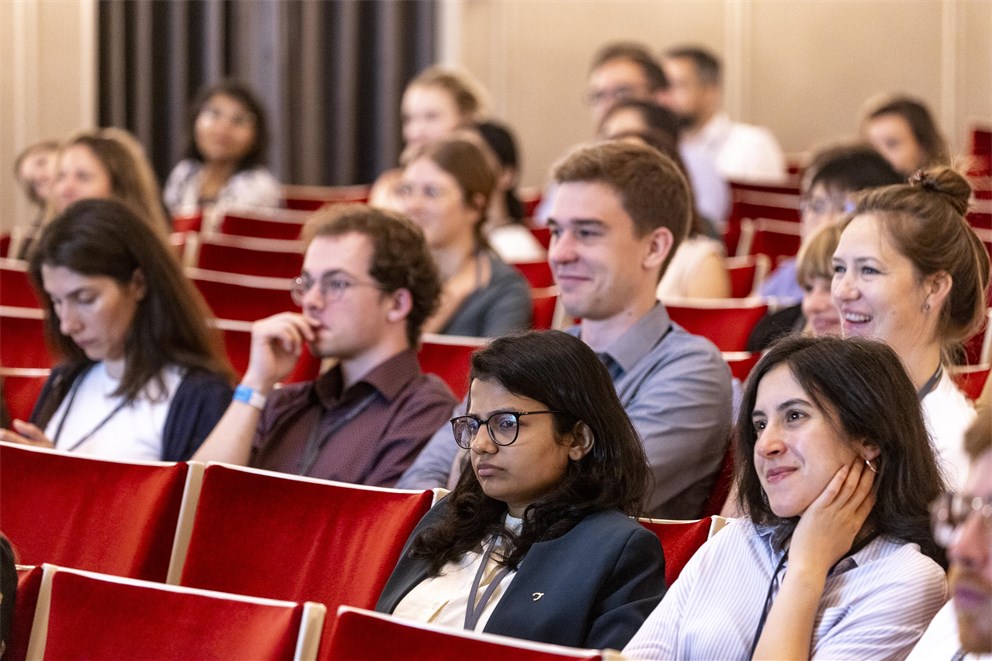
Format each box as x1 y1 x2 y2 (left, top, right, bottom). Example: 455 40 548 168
376 330 665 650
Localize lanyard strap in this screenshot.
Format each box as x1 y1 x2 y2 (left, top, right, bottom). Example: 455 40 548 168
296 390 379 476
52 364 130 453
463 536 513 631
917 364 943 400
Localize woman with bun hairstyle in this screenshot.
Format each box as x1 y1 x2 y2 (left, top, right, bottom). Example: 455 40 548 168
1 199 233 461
832 167 990 488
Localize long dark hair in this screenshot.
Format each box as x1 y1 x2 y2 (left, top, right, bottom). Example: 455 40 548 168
28 199 233 403
735 335 946 564
411 330 651 574
185 79 270 172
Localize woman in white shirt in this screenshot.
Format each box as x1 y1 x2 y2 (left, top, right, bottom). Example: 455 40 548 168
0 198 233 461
832 166 989 489
376 330 665 650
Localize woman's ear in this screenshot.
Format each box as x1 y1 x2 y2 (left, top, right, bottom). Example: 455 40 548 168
470 191 487 214
129 268 147 301
923 270 952 312
857 440 881 462
567 421 595 461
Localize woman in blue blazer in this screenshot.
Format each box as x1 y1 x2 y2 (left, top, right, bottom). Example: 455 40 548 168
376 330 666 650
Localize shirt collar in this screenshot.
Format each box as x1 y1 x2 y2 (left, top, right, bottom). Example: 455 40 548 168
753 520 881 573
313 348 422 408
598 303 673 375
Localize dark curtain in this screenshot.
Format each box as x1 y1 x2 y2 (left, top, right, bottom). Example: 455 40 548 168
99 0 436 187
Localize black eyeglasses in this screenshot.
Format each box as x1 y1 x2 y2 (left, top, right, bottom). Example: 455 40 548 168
930 492 992 547
450 410 559 449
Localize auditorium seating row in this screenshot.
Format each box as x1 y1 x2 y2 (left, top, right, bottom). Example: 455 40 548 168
2 442 726 660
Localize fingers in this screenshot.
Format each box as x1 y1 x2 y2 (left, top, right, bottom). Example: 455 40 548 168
253 313 316 353
12 419 49 443
1 422 55 448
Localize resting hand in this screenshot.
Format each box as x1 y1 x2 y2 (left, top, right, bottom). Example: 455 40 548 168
0 419 55 449
789 459 876 577
242 312 320 393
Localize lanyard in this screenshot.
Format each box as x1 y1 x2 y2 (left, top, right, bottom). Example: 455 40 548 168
296 390 379 476
51 364 130 453
463 536 513 631
917 364 943 400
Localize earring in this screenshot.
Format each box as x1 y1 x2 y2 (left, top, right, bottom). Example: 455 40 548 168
923 300 931 312
865 458 878 474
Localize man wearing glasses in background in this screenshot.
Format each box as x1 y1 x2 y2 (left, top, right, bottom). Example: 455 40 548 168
909 403 992 660
193 204 456 486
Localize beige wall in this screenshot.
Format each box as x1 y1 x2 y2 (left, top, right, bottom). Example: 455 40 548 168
1 0 96 232
449 0 992 188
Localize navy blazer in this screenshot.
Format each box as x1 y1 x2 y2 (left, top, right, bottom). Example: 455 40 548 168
375 500 667 651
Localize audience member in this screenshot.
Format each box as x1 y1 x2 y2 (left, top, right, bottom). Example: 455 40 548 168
397 137 532 337
12 140 58 236
377 330 665 650
625 335 948 660
163 79 282 229
0 534 14 660
747 223 845 352
909 405 992 660
661 45 787 229
369 66 486 210
0 199 233 461
597 102 730 299
586 42 669 128
758 144 903 303
45 128 169 236
473 120 546 263
833 167 990 489
862 94 950 177
193 204 457 485
399 141 732 520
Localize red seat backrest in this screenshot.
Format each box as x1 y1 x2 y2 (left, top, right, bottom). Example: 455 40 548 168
0 307 51 368
418 334 488 400
218 211 306 240
196 235 304 279
323 606 603 661
531 287 558 330
8 566 43 661
0 261 40 308
0 367 50 422
666 301 769 352
0 443 190 581
638 517 714 586
950 364 991 401
513 260 555 289
191 270 296 322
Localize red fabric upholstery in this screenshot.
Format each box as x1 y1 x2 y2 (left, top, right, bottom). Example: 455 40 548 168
531 287 558 330
323 607 603 661
0 443 190 581
722 351 761 382
1 367 50 422
666 300 769 352
40 568 309 660
7 566 42 661
282 184 371 211
178 465 434 652
0 235 10 259
950 364 990 401
171 212 203 233
0 307 51 368
513 260 555 289
528 225 551 249
218 210 306 240
0 261 40 308
638 517 714 586
191 269 296 322
726 259 757 298
744 219 802 261
196 234 304 279
418 334 487 400
702 443 735 517
724 183 800 255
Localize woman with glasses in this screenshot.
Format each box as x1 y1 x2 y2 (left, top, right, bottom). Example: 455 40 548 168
625 335 947 660
832 166 989 490
164 79 282 231
398 137 532 337
377 330 665 650
0 199 233 461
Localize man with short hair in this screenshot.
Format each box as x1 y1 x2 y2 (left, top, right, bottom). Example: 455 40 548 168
194 204 457 486
587 42 669 127
400 141 732 519
662 45 786 229
908 404 992 660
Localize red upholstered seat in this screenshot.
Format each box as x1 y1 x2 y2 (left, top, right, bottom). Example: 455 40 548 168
218 209 308 240
950 363 991 401
27 565 325 661
638 516 727 586
513 260 555 289
725 255 770 299
190 268 296 322
666 299 769 352
176 464 435 653
0 306 51 368
736 218 802 261
418 333 488 400
0 367 50 422
323 606 603 661
722 351 761 382
0 443 197 582
528 225 552 249
7 566 43 661
195 233 305 278
171 212 203 233
282 184 371 211
531 286 559 330
0 259 40 308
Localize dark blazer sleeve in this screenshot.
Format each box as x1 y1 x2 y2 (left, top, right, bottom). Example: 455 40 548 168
160 369 233 461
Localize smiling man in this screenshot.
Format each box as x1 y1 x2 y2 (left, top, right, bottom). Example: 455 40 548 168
193 204 456 485
400 141 732 519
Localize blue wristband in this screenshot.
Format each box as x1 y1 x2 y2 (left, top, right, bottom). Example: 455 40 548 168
233 384 267 411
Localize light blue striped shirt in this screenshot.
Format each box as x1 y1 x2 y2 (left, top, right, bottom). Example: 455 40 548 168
624 517 947 660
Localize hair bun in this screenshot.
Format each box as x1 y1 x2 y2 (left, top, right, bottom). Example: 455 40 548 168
909 167 971 216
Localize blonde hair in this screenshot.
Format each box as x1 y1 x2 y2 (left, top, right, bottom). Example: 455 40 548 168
407 66 487 121
796 222 844 286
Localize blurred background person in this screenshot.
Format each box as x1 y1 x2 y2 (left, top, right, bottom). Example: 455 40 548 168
862 94 951 177
12 140 59 237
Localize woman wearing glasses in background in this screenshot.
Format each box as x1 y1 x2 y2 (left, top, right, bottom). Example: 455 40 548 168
376 330 665 650
624 335 947 660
